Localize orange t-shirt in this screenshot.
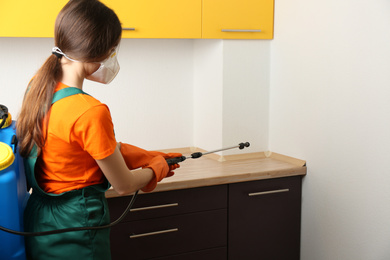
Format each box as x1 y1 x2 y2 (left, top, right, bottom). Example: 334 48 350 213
36 82 117 194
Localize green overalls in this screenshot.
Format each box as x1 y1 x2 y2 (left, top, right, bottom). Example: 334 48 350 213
24 88 112 260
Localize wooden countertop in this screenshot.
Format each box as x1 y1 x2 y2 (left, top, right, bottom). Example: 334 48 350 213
105 149 306 198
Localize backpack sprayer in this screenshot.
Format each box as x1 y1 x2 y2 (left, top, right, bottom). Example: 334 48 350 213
0 104 30 259
0 114 250 237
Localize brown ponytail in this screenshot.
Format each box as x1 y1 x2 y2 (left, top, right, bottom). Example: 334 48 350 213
17 54 62 157
17 0 122 157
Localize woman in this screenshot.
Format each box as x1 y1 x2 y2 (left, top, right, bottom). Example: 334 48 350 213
16 0 180 259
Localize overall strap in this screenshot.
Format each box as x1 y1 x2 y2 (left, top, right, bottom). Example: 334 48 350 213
52 87 88 104
25 87 89 196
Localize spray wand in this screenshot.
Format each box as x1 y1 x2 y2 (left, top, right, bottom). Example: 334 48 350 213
166 142 250 165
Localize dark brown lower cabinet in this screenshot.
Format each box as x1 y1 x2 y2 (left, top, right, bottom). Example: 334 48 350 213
107 176 302 260
228 176 302 260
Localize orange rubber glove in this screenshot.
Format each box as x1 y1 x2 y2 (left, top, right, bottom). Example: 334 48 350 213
119 142 182 170
142 155 170 192
119 142 182 192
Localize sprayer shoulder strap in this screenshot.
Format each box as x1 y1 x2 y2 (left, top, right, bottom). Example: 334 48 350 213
51 87 89 104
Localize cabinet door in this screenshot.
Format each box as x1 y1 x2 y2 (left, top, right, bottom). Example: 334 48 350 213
228 176 301 260
102 0 202 39
202 0 274 39
0 0 68 37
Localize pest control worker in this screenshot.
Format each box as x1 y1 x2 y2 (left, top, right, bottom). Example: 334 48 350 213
16 0 181 259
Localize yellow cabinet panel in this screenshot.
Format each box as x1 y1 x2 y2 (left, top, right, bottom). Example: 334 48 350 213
0 0 273 39
202 0 274 39
102 0 201 39
0 0 68 37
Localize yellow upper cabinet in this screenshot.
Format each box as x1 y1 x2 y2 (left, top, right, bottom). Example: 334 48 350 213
0 0 68 37
102 0 201 39
202 0 274 39
0 0 273 39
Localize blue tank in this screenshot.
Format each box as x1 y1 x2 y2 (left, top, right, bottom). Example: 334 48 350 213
0 120 29 260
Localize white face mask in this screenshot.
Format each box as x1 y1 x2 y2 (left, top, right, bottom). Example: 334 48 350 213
52 47 120 84
86 50 120 84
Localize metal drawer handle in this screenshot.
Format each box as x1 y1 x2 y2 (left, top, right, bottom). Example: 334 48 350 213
122 27 135 31
248 189 289 197
130 228 179 239
222 29 262 32
130 203 179 212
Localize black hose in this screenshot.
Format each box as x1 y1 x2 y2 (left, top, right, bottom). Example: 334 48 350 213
0 190 139 236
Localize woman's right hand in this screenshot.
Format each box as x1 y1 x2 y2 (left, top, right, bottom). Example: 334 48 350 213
142 155 172 192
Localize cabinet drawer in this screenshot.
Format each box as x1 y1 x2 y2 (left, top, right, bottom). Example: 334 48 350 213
153 247 227 260
110 209 227 260
108 185 227 222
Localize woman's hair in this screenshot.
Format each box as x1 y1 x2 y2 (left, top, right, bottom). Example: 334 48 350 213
17 0 122 157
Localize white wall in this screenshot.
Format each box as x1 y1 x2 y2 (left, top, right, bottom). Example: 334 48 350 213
222 40 269 154
193 40 224 151
193 39 270 154
0 37 267 153
270 0 390 259
93 39 195 150
0 38 51 117
0 38 193 149
0 38 195 150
